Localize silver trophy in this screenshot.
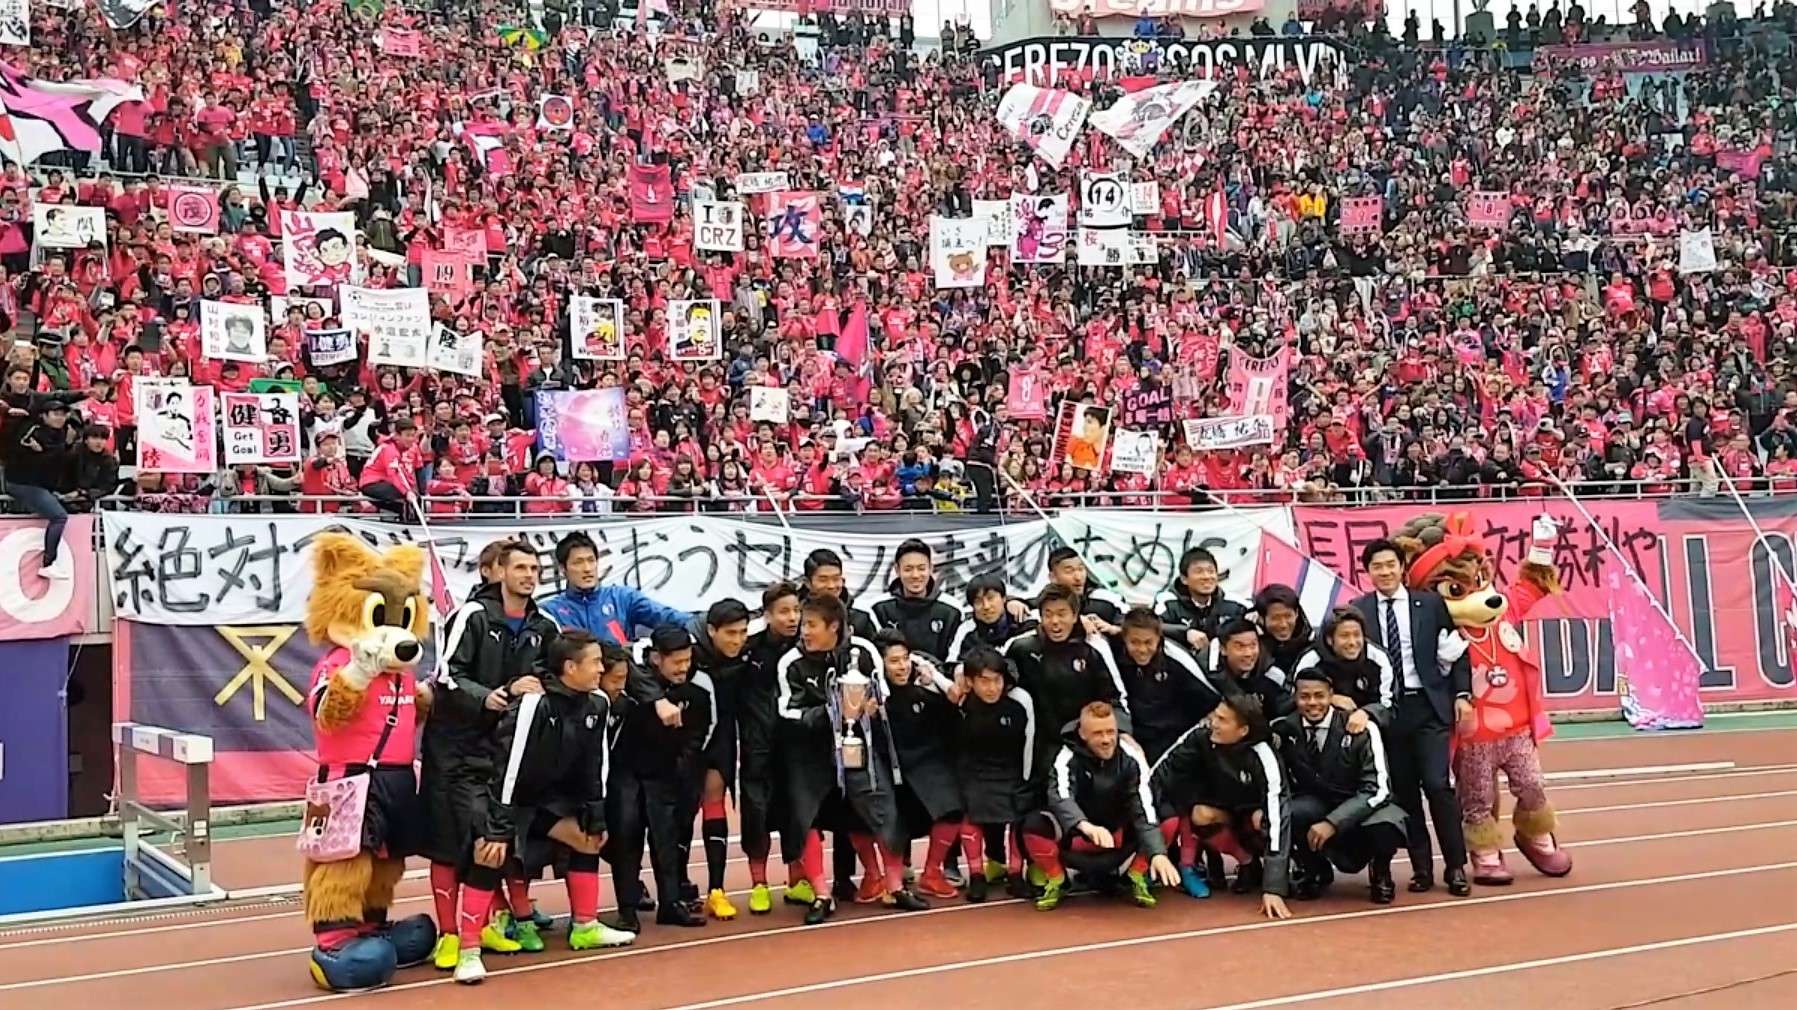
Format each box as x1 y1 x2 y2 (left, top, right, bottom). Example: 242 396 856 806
837 670 871 770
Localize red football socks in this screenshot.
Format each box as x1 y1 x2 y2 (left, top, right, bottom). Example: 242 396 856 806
565 870 599 922
429 862 460 931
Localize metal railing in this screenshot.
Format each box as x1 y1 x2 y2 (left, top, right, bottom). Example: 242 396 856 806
52 476 1765 518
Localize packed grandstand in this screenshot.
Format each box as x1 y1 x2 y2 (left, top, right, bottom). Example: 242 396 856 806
1 0 1796 527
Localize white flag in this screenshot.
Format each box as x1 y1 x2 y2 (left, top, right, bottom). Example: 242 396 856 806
1088 80 1214 161
995 83 1091 170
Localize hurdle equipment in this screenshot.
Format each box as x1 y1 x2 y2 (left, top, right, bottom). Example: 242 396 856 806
114 722 218 902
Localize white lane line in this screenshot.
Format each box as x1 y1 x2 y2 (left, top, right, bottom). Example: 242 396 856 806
1553 789 1797 817
1549 765 1797 792
6 822 1794 993
1544 761 1734 781
580 865 1797 1010
0 783 1789 952
1193 922 1797 1010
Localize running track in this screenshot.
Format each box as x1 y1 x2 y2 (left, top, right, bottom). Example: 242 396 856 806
1 726 1794 1010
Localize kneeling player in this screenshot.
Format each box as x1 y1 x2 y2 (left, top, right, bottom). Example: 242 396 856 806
1020 702 1179 910
1272 668 1405 904
454 631 636 984
1150 693 1294 920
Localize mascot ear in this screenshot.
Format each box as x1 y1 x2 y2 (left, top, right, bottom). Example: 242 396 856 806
313 532 379 582
382 544 428 586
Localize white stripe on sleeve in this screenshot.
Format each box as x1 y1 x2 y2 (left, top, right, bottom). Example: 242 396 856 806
692 671 719 750
1368 643 1397 710
1251 739 1285 855
775 649 804 720
1363 722 1391 809
498 692 543 806
1010 686 1037 782
1090 635 1130 708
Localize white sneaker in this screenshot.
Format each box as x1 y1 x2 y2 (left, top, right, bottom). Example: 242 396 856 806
452 949 486 985
596 924 636 948
41 555 71 582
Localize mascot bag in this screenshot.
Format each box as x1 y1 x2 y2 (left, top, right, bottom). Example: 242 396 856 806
1394 512 1573 887
298 533 440 992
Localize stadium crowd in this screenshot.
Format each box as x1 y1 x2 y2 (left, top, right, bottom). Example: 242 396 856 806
2 0 1797 559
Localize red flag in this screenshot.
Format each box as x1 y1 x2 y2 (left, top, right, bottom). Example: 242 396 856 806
836 300 872 402
630 163 674 223
1204 182 1228 248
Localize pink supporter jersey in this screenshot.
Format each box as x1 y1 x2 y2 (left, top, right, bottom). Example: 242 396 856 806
309 647 419 768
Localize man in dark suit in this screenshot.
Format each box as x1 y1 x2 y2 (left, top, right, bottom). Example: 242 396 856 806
1351 539 1474 897
1272 667 1407 905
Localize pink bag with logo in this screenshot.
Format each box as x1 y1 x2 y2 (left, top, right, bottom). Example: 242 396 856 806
297 676 401 863
298 772 371 863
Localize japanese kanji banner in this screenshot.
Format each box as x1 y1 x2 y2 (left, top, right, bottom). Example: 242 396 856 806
280 210 357 288
200 299 267 363
429 325 483 377
1183 414 1276 450
221 392 301 465
343 285 430 368
31 205 104 249
733 171 789 194
765 191 822 258
99 508 1290 628
570 295 626 361
167 184 220 234
137 379 217 474
306 327 357 367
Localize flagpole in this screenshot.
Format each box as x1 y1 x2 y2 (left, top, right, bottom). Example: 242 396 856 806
1539 472 1709 664
400 485 461 682
995 465 1120 593
1710 464 1797 597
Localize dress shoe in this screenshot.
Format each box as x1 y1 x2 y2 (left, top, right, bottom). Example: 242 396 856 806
803 897 836 926
1369 865 1396 905
655 903 706 928
883 888 930 912
1230 860 1263 895
1445 869 1472 897
1407 873 1435 893
605 908 641 934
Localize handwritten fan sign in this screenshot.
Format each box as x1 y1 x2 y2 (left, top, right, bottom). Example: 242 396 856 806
734 171 791 195
1183 414 1275 450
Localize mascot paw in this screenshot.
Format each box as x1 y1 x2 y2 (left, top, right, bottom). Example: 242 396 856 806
1515 832 1573 878
378 914 439 969
310 936 398 992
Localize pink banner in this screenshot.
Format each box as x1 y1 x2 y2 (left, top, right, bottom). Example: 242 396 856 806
1008 369 1047 420
1224 347 1291 430
1047 0 1264 15
1339 195 1382 233
0 515 96 642
381 29 422 57
1607 565 1705 730
630 164 674 224
1292 500 1664 621
1466 191 1510 229
1715 149 1765 179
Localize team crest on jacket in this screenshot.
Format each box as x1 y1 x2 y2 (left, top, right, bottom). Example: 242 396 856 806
585 714 598 729
1073 658 1086 672
911 701 925 714
1153 670 1167 682
999 716 1012 727
932 619 944 632
1498 622 1524 653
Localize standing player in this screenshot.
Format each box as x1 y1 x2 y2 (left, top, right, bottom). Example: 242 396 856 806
419 541 556 967
740 582 805 913
611 627 716 931
954 647 1037 902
